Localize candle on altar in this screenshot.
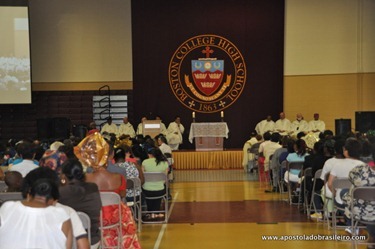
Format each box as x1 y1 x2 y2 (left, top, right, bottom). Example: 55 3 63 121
192 112 195 118
220 111 224 118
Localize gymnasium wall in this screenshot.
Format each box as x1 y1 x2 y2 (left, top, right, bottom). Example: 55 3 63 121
284 0 375 132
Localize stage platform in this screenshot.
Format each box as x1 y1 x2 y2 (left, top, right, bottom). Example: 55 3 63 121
172 149 243 170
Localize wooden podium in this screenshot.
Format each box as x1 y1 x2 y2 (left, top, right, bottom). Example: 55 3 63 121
142 120 161 138
189 122 229 151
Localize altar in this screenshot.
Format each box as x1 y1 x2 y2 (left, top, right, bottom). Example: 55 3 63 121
188 122 229 151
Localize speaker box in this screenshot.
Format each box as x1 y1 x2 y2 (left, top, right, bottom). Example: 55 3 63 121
37 118 53 139
52 117 71 139
335 119 351 136
355 111 375 133
72 124 88 140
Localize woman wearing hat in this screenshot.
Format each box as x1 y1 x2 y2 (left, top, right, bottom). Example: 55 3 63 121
74 132 141 249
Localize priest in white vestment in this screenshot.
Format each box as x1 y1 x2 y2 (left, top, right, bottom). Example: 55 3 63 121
274 112 291 136
101 117 118 136
308 113 325 138
156 115 168 136
136 117 147 135
255 115 275 135
118 116 136 138
166 116 185 150
290 113 309 137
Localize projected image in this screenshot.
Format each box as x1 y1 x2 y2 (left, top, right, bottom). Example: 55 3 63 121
0 7 31 104
0 56 30 91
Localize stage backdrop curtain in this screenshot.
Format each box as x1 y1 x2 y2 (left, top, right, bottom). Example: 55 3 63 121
132 0 284 149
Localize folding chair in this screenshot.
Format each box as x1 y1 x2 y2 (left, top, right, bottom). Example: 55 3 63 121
308 169 324 219
264 155 275 191
99 192 122 249
302 167 312 215
278 160 288 196
75 212 91 248
248 143 260 173
164 152 174 182
322 172 334 229
141 172 169 224
331 177 352 235
350 186 375 248
125 178 142 232
285 162 304 205
0 181 7 192
0 192 23 206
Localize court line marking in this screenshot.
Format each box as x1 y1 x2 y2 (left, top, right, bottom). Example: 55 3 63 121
153 191 179 249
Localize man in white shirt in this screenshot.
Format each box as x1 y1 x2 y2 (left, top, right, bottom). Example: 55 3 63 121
255 115 275 135
290 113 309 137
101 117 118 136
118 116 136 138
274 112 291 136
261 133 282 172
309 113 325 138
258 132 272 161
9 142 38 177
166 116 185 150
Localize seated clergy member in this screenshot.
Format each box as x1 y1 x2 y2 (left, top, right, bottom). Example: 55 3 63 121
308 113 325 137
118 116 136 138
136 116 147 135
101 116 118 136
274 112 291 136
255 115 275 135
290 113 309 137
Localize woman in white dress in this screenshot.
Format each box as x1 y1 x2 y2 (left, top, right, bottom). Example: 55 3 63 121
0 176 73 249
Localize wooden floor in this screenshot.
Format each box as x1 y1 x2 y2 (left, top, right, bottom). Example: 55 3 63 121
138 169 369 249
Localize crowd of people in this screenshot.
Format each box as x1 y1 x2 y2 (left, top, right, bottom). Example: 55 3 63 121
244 113 375 246
0 127 176 248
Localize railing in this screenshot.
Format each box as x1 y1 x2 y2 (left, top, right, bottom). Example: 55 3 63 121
97 85 111 129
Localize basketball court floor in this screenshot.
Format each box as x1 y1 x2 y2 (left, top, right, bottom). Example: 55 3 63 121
138 169 369 249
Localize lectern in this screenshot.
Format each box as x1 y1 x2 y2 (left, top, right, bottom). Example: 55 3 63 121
142 120 161 138
189 122 229 151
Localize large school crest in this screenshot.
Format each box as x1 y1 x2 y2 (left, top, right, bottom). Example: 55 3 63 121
168 34 246 113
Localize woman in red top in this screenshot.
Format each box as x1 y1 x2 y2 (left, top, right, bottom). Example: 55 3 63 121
75 133 141 249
